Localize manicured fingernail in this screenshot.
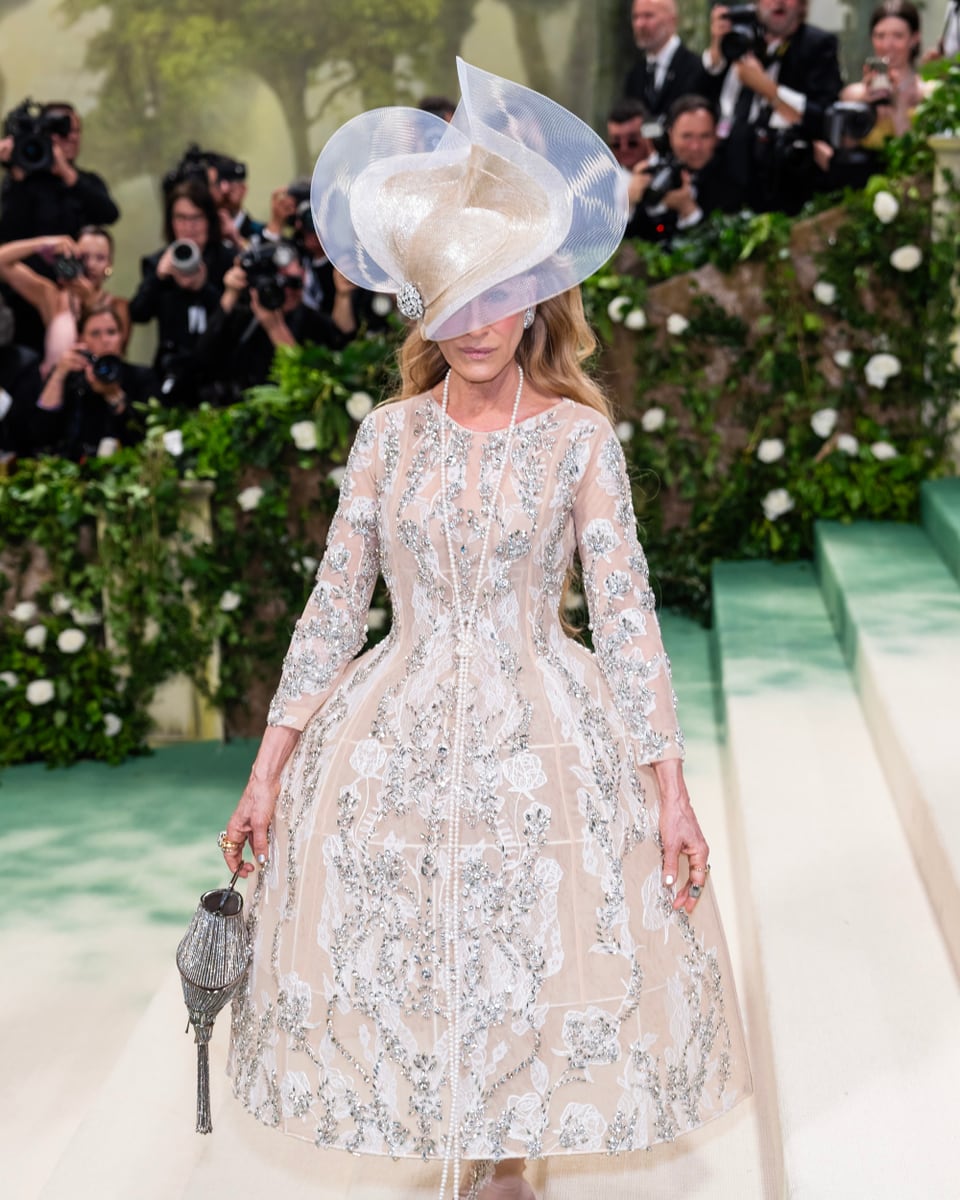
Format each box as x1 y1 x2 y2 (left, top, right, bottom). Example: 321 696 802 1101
257 854 266 866
663 874 675 887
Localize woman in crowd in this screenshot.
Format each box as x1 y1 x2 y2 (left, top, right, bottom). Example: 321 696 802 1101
0 231 111 375
33 302 156 459
843 0 928 139
129 179 234 405
219 59 751 1200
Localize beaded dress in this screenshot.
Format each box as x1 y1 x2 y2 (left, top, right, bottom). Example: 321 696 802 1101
228 394 752 1161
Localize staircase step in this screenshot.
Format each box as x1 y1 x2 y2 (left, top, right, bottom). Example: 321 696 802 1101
921 477 960 584
815 520 960 974
713 560 960 1199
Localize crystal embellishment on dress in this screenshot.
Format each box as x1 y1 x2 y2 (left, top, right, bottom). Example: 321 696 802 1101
397 281 425 321
436 365 524 1199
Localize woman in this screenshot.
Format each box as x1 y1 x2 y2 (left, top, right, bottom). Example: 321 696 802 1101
842 0 927 139
220 60 751 1200
129 179 233 405
75 225 130 348
33 302 156 459
0 232 104 375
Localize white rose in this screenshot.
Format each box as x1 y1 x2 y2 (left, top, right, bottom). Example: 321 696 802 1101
290 420 318 451
640 407 666 433
666 313 689 336
50 593 72 615
300 555 319 576
24 624 47 650
345 391 374 421
57 628 86 654
327 466 347 488
870 440 898 460
607 296 631 323
762 488 795 522
11 600 37 622
0 671 18 688
864 352 901 389
889 244 922 272
563 589 585 611
624 308 647 331
72 608 101 626
26 678 55 705
143 617 160 644
756 437 785 463
162 429 184 456
104 712 122 737
836 433 860 455
218 590 242 612
833 349 853 369
97 436 119 458
366 606 388 631
872 191 899 224
371 294 393 317
813 280 837 305
615 420 634 443
237 485 264 511
810 408 838 438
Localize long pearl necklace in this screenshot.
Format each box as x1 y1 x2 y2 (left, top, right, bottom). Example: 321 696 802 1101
436 364 523 1200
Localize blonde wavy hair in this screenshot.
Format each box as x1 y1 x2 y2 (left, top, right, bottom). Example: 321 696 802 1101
391 287 612 422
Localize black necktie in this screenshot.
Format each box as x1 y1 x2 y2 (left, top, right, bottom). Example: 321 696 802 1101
644 57 657 109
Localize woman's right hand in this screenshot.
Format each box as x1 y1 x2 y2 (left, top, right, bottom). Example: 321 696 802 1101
221 776 281 877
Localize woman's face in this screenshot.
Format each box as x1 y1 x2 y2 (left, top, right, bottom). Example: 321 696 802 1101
437 311 526 387
170 197 209 249
81 312 123 358
78 233 112 287
871 16 918 70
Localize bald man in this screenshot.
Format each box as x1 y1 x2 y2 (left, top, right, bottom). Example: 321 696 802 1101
622 0 706 126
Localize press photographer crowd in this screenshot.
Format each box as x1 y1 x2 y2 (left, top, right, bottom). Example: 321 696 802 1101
0 0 956 463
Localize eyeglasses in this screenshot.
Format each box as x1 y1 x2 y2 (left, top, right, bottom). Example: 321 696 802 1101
172 210 206 224
608 136 643 150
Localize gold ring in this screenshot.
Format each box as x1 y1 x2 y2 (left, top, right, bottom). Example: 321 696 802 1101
218 830 243 853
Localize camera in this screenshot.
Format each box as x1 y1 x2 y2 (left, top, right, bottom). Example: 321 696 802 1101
54 253 85 282
642 154 686 208
162 144 213 197
168 238 203 276
79 350 123 386
238 241 299 311
718 4 765 62
2 99 72 175
823 101 878 151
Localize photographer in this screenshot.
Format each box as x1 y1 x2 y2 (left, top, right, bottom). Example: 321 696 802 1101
628 96 742 242
703 1 843 213
129 180 234 406
191 242 356 404
211 155 264 248
33 303 155 460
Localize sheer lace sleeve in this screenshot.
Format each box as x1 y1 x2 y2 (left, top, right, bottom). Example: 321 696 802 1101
573 424 683 764
267 413 381 730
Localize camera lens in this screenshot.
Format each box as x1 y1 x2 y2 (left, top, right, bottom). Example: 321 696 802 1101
169 239 202 276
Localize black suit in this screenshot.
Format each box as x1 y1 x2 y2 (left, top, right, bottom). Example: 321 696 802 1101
702 23 843 213
626 145 743 244
623 41 706 121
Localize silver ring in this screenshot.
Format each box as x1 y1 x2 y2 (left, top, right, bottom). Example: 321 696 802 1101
689 883 703 899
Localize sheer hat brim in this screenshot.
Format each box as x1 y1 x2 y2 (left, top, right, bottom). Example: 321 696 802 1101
310 58 628 340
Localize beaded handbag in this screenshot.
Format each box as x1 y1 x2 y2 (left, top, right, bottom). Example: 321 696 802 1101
176 869 251 1133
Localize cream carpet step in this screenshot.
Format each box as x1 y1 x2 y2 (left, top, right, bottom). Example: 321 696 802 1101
921 477 960 584
815 520 960 976
713 560 960 1200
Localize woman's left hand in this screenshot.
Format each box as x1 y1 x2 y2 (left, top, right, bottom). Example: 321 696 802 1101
653 759 711 914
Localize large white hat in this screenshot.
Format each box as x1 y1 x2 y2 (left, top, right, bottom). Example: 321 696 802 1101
310 58 628 340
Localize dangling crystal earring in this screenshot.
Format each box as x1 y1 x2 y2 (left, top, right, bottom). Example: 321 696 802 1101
522 306 535 330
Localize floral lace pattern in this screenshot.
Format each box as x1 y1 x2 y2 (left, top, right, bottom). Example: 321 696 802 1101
229 396 751 1158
